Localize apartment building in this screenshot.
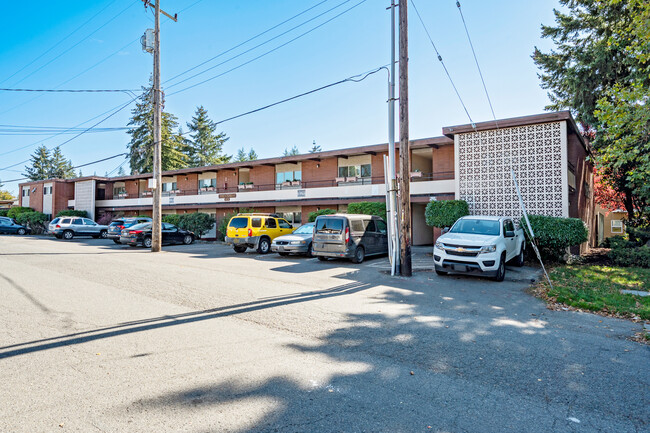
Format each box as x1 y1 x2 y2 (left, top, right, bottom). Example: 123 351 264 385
19 111 594 246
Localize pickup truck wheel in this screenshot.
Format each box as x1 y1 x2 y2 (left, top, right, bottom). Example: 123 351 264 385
63 230 74 240
493 254 506 282
515 244 525 267
351 246 365 264
257 237 271 254
233 245 247 253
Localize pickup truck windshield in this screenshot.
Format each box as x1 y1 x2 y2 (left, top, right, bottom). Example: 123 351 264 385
450 219 500 236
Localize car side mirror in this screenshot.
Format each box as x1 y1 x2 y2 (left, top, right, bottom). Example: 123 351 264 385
442 227 449 234
505 230 515 238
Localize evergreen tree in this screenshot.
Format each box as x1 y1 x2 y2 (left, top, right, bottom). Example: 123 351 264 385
309 141 322 153
127 79 189 174
234 147 257 162
117 166 126 177
186 106 230 167
23 145 51 181
49 147 75 179
78 170 83 177
247 149 258 161
283 145 300 156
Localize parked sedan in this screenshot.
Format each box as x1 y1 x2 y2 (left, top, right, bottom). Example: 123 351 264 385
271 223 315 256
49 217 108 240
119 222 195 248
0 218 31 235
107 217 152 244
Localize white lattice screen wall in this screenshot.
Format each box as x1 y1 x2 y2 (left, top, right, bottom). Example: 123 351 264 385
455 121 567 220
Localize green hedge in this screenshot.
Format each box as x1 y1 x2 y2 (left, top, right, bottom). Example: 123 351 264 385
0 209 7 217
161 213 216 238
347 202 386 220
16 211 48 234
56 210 88 218
7 207 33 219
609 246 650 268
425 200 469 228
524 215 588 261
161 214 182 226
308 208 337 222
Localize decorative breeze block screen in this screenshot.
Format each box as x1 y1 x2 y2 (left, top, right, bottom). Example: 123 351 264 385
458 122 564 219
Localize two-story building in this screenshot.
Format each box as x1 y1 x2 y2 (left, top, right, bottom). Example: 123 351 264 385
19 111 594 246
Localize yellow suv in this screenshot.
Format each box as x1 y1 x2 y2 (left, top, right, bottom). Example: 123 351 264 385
225 213 295 254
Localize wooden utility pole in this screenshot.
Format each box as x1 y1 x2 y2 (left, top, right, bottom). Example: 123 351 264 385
398 0 412 276
144 0 176 252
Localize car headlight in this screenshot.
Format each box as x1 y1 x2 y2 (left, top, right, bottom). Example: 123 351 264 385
479 245 497 254
290 240 305 245
434 241 444 250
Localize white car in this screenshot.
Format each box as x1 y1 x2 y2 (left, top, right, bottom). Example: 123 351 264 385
433 215 526 281
49 217 108 240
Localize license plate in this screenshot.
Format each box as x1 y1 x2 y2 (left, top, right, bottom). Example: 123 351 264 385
234 238 242 244
453 265 467 272
278 246 285 251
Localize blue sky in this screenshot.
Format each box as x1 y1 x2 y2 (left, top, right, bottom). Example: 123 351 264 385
0 0 561 196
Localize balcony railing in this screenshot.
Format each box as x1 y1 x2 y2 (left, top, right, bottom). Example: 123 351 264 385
121 173 454 199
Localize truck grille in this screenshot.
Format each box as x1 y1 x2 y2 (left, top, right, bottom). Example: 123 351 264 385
443 243 481 257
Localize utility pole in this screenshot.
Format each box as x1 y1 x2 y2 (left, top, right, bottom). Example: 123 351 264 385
387 0 400 275
398 0 412 276
142 0 177 252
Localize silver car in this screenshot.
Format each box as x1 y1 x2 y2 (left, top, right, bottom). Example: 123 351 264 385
271 223 315 256
49 217 108 240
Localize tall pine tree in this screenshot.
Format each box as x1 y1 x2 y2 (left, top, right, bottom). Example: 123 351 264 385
23 145 52 181
50 147 75 179
186 106 230 167
127 79 188 174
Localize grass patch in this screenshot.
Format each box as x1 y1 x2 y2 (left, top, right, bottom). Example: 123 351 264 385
542 265 650 320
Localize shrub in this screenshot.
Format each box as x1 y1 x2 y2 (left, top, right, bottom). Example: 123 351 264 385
609 246 650 268
604 235 634 249
425 200 469 228
308 209 337 222
524 215 588 262
161 214 182 226
56 210 88 218
7 207 33 219
16 211 48 234
96 213 113 225
347 202 386 220
0 209 7 217
178 212 215 238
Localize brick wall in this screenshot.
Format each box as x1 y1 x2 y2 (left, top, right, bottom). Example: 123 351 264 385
302 158 337 188
103 182 114 200
177 173 198 193
249 165 275 188
432 145 454 176
30 184 43 213
53 182 74 216
218 170 238 192
125 180 139 198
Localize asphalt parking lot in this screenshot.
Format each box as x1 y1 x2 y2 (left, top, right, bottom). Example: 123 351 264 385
0 235 648 432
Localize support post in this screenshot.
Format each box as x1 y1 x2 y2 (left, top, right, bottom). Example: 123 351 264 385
152 0 162 252
387 0 400 275
398 0 412 276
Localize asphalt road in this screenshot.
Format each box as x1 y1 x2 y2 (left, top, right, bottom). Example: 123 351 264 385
0 235 648 433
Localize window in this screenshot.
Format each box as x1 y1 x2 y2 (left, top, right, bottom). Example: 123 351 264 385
162 182 177 192
43 186 52 195
163 222 176 230
338 164 371 178
265 218 277 228
276 171 301 184
316 218 343 233
199 178 216 189
72 218 83 225
113 186 126 196
22 188 30 197
61 218 71 224
278 219 292 229
450 219 500 236
229 217 248 229
82 219 95 225
376 220 387 234
364 220 377 232
251 218 262 228
504 220 515 233
351 220 364 232
280 212 302 225
611 219 623 234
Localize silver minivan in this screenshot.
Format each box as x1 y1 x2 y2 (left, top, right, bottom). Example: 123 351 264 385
49 217 108 240
312 214 388 263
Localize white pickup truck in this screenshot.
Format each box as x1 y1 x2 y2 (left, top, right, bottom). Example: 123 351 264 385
433 215 526 281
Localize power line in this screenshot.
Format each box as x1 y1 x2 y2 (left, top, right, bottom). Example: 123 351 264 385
165 0 333 85
0 88 139 93
168 0 370 96
1 153 128 183
410 0 475 128
0 0 119 86
209 66 388 127
455 0 498 127
8 1 138 89
0 94 141 172
105 156 130 177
